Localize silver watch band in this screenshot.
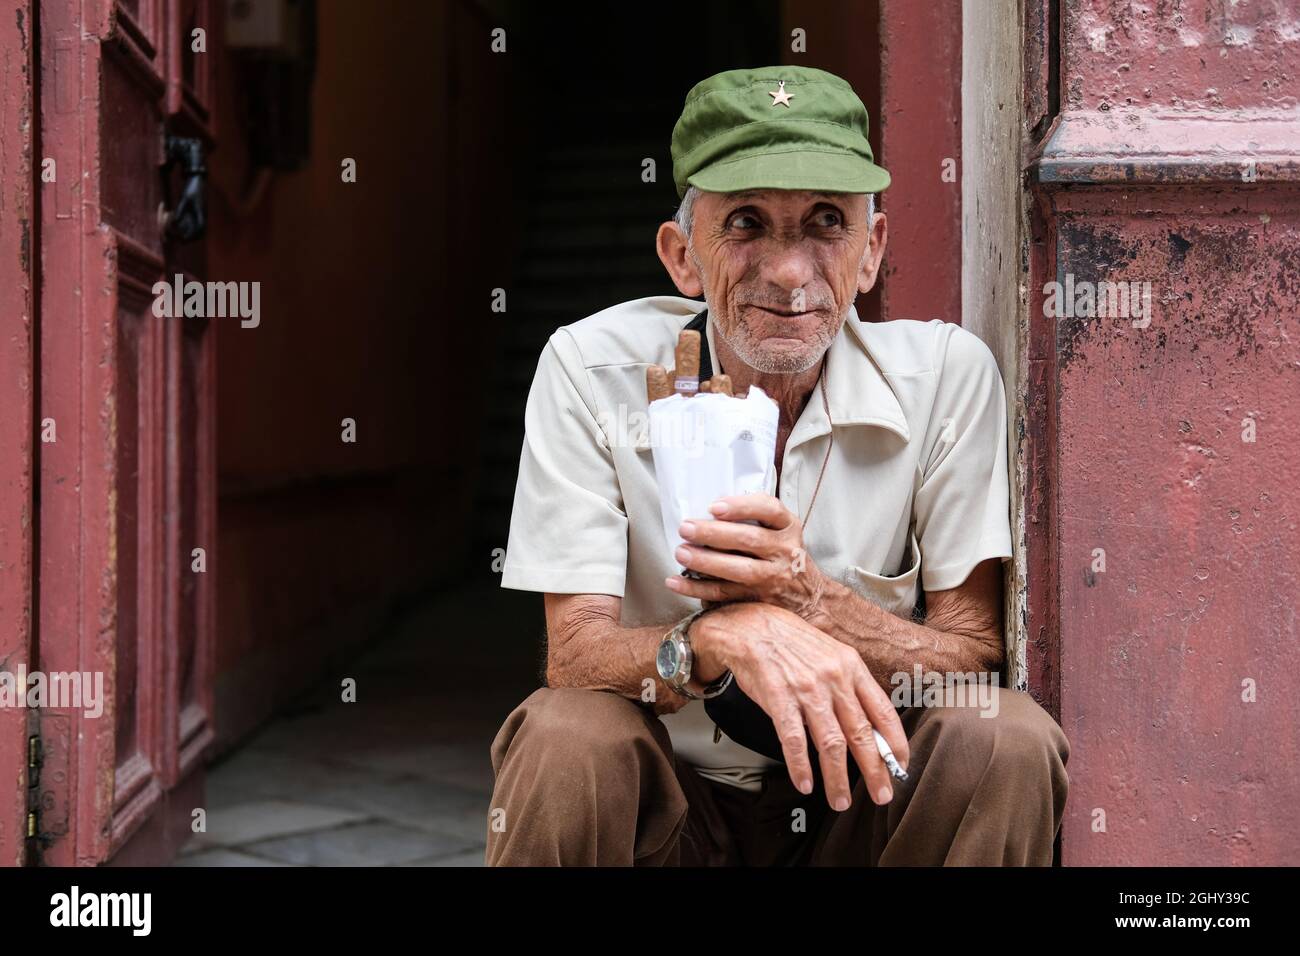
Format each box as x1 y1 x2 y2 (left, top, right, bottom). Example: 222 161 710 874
663 609 733 700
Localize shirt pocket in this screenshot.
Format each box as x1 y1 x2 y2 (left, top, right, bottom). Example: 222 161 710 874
840 528 922 619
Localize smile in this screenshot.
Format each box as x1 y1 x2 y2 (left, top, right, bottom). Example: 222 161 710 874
747 305 819 319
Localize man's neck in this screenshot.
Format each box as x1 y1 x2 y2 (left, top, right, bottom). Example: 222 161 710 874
713 332 823 431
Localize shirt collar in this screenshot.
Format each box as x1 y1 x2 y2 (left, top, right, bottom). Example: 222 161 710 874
693 306 911 444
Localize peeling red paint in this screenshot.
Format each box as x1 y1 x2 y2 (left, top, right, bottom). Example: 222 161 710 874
1066 0 1300 113
0 0 35 867
1030 0 1300 864
1047 190 1300 863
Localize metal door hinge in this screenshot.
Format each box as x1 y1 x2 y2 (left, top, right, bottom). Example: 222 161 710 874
26 731 42 850
25 712 69 862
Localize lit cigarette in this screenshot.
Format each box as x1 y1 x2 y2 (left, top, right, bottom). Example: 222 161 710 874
873 728 909 783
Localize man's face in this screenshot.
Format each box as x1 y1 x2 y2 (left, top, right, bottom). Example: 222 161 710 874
679 189 883 374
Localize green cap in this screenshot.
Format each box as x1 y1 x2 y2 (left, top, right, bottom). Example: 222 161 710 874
670 66 890 199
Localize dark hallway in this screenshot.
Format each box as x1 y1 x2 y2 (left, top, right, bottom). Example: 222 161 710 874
190 0 782 865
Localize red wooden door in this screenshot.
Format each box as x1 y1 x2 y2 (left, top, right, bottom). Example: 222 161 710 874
32 0 217 866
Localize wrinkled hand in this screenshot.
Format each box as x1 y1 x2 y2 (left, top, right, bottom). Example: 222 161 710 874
691 601 909 810
666 493 830 619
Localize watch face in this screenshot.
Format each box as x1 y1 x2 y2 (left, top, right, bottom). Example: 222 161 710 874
656 640 680 681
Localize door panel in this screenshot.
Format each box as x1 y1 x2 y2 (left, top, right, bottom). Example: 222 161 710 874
37 0 217 865
108 232 167 853
170 0 214 133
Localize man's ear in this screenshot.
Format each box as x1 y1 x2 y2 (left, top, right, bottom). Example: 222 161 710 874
656 220 704 298
857 211 889 295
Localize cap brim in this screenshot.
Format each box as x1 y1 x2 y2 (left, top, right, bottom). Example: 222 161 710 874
686 148 891 195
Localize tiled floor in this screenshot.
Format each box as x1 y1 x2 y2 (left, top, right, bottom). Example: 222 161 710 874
176 582 543 866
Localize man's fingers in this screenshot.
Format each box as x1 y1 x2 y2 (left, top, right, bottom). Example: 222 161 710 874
678 518 774 557
856 672 910 770
833 690 893 805
768 696 815 795
802 701 852 811
662 574 752 604
709 493 794 529
674 544 764 585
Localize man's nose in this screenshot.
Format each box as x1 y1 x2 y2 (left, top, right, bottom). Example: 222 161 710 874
759 243 817 298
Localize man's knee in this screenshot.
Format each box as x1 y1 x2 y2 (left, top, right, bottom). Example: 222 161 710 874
487 687 684 866
914 686 1069 790
491 686 663 777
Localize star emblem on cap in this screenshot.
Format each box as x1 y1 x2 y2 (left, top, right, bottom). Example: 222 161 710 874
768 79 794 108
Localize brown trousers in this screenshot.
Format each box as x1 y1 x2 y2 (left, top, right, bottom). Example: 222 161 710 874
486 685 1069 866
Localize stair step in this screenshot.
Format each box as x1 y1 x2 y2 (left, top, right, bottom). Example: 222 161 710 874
529 196 678 226
518 254 664 283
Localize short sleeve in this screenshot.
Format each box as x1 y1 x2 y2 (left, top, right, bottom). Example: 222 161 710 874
912 323 1014 592
500 329 629 596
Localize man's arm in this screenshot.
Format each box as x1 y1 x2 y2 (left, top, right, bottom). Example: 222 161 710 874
667 495 1005 686
806 557 1005 685
542 592 688 716
543 590 910 811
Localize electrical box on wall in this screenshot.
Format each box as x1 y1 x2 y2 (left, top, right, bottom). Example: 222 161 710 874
225 0 317 171
225 0 305 59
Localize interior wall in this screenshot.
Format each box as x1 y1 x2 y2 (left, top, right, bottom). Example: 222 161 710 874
780 0 962 328
208 0 516 750
779 0 881 324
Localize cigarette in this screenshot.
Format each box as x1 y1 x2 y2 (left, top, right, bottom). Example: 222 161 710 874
873 728 909 783
674 330 700 395
646 364 672 402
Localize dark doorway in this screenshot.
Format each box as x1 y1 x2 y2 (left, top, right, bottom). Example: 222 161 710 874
472 1 783 551
188 0 784 867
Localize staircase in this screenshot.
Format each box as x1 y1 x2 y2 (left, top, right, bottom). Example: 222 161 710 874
473 129 682 553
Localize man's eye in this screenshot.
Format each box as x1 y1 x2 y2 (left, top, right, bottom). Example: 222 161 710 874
728 213 760 230
813 211 843 228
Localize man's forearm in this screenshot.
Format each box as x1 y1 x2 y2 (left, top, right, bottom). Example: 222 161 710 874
544 595 686 714
805 577 1004 689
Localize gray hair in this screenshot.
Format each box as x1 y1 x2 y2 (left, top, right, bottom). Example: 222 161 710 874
674 186 876 247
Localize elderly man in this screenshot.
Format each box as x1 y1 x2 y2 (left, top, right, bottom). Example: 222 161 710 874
488 66 1069 866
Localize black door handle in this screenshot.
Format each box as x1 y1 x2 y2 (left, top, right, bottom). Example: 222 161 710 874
161 135 207 243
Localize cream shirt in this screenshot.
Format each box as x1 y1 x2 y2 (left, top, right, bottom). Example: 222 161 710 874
502 295 1014 791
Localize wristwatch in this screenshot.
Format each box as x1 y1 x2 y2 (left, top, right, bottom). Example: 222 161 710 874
656 609 734 700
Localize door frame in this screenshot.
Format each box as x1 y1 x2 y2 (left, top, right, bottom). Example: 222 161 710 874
0 0 38 869
26 0 217 867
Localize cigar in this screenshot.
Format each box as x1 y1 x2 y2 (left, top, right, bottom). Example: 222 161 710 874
646 364 672 402
673 330 700 395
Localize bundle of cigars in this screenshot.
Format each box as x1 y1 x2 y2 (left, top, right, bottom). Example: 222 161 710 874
646 330 732 401
644 328 780 576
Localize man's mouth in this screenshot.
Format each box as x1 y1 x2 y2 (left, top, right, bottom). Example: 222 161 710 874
745 304 820 318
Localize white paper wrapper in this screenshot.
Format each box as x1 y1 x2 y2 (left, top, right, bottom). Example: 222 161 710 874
648 385 780 573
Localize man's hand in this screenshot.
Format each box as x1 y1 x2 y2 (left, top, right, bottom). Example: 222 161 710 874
665 493 830 619
690 601 909 810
